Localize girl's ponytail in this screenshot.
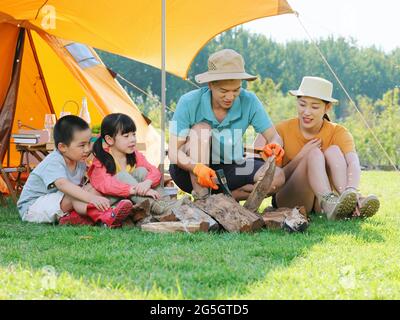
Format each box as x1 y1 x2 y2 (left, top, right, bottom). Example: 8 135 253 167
93 136 116 174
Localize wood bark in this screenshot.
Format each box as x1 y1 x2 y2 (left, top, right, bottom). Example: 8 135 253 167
193 194 264 232
172 204 219 231
262 206 308 230
244 157 276 212
141 221 209 233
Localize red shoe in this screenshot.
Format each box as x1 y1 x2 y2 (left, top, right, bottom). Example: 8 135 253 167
86 199 133 228
59 211 95 226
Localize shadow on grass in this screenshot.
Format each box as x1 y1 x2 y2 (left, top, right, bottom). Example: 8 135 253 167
0 200 386 299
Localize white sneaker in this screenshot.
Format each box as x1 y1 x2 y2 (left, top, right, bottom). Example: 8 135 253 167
359 195 380 218
321 190 358 220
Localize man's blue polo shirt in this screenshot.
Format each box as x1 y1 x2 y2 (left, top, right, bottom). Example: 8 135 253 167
170 87 273 163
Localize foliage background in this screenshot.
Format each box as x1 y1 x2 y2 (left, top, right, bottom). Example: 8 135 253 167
96 28 400 168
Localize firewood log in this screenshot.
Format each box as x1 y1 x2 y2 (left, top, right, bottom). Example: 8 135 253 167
172 204 219 231
244 157 276 212
141 221 209 233
193 194 264 232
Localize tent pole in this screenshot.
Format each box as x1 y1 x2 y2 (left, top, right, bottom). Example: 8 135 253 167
160 0 166 189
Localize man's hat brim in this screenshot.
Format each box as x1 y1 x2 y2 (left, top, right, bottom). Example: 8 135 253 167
195 72 257 84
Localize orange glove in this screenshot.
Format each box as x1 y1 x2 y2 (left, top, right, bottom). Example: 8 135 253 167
193 163 219 190
262 143 285 166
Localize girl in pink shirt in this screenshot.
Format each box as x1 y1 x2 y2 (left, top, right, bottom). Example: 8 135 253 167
89 113 183 223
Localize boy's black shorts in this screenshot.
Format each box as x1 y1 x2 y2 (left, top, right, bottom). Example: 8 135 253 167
169 158 265 194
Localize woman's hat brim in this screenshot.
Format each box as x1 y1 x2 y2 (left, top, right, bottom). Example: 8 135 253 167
289 90 338 103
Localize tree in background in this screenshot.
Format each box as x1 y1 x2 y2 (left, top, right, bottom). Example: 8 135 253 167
97 28 400 121
247 77 296 123
342 88 400 168
97 28 399 167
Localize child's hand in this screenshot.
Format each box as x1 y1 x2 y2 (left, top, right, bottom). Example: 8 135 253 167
89 195 111 212
145 189 161 200
135 180 153 196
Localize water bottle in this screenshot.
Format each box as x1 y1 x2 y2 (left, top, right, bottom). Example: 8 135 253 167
79 97 91 127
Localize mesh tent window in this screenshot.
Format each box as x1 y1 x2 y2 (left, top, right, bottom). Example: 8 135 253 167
64 43 100 69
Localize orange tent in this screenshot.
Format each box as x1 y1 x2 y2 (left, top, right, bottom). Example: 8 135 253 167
0 0 293 78
0 24 161 170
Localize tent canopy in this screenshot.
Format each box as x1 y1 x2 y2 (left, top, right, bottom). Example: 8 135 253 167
0 24 160 168
1 0 293 179
0 0 293 78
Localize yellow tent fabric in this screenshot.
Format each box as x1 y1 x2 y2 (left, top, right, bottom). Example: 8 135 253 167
0 0 293 78
0 23 18 111
0 23 161 168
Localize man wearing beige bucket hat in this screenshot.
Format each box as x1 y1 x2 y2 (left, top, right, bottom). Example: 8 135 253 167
168 49 285 201
255 76 380 220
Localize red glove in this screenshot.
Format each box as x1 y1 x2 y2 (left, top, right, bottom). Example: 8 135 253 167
262 143 285 166
193 164 219 190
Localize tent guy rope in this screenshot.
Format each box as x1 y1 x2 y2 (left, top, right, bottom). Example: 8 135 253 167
295 11 399 173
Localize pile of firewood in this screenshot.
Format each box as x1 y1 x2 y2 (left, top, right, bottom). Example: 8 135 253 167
138 158 309 234
137 194 309 234
139 193 265 233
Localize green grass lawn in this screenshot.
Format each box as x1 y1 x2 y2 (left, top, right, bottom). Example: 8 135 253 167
0 171 399 300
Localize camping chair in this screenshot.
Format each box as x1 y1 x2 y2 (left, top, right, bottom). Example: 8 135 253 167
0 163 24 204
0 127 47 206
1 138 25 205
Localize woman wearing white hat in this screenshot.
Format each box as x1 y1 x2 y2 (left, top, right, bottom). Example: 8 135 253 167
255 76 380 220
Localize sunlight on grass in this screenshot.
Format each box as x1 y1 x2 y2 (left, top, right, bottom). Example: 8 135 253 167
0 171 399 299
0 264 187 300
231 171 400 299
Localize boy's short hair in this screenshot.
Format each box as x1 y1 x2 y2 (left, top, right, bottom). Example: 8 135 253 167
54 115 90 148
